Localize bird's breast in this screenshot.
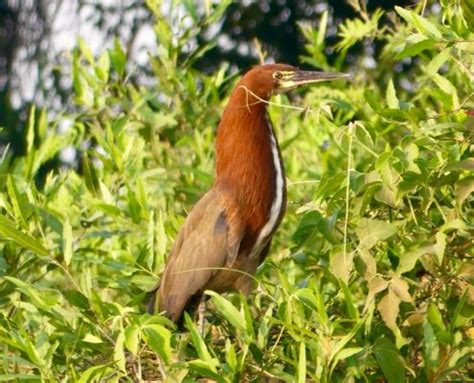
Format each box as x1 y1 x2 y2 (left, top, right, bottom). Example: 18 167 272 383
248 112 286 258
216 106 287 259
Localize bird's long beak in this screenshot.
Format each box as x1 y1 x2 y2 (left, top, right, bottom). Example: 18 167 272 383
277 70 351 91
292 71 351 84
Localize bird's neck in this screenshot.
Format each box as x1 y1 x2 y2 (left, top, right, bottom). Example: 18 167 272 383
215 95 286 241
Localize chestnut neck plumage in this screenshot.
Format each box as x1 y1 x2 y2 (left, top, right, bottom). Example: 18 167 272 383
215 84 286 248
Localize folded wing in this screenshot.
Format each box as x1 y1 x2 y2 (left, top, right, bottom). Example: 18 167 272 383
154 187 243 321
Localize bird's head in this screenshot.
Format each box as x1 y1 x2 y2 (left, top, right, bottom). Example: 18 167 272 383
238 63 350 101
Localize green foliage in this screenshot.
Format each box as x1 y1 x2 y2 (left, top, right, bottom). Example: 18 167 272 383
0 2 473 382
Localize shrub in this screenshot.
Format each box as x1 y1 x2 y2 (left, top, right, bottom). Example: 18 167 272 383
0 2 472 381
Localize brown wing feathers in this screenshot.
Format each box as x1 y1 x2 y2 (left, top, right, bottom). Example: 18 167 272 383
149 187 244 322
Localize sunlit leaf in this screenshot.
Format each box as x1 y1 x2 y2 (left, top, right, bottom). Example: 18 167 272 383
356 218 398 250
395 6 443 39
377 288 400 330
62 217 73 266
143 324 172 365
206 291 247 334
0 214 48 257
386 79 399 109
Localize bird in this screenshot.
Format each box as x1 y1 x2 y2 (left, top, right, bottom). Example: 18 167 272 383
148 64 349 323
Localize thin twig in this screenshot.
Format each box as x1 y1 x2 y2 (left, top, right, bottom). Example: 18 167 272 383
407 197 418 226
238 85 316 113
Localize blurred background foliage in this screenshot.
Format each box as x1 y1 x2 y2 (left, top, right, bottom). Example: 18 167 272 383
0 0 473 381
0 0 415 163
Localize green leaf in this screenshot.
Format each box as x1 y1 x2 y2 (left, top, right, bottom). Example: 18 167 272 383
0 214 48 257
395 6 442 39
127 186 141 224
433 232 447 265
143 324 172 364
124 325 140 357
427 303 446 333
109 38 126 76
297 342 306 383
77 365 115 383
4 277 59 311
432 74 459 108
225 339 237 372
184 313 218 373
62 217 73 265
334 347 364 362
83 334 103 344
397 245 433 274
78 38 94 65
63 290 90 311
329 315 366 369
395 36 436 59
0 374 41 381
241 293 256 339
187 359 222 381
206 0 232 25
423 321 439 373
386 79 399 109
184 313 217 369
425 48 451 75
26 105 35 154
293 288 319 312
113 331 126 372
182 0 198 22
206 290 247 334
317 10 328 47
364 89 381 112
144 210 155 270
356 218 398 250
37 108 47 141
82 154 101 196
95 52 110 82
156 210 167 260
340 279 359 320
7 175 29 226
336 9 384 51
373 337 406 383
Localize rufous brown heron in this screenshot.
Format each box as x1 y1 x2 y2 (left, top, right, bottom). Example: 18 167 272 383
148 64 350 324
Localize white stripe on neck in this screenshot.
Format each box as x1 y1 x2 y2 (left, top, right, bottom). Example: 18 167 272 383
251 112 284 257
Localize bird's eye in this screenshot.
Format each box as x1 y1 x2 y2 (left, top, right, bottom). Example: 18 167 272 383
273 72 283 80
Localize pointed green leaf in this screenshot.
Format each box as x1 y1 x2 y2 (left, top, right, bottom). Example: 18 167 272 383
395 6 442 39
0 214 48 257
62 217 73 265
425 48 451 76
386 79 399 109
143 324 172 364
356 218 398 250
206 290 247 334
184 313 216 368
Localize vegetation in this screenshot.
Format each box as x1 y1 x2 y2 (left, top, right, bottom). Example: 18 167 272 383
0 1 473 381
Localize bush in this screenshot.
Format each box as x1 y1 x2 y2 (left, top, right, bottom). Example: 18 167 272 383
0 2 472 382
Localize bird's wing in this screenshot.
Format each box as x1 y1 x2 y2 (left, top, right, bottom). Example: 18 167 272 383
155 187 244 321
